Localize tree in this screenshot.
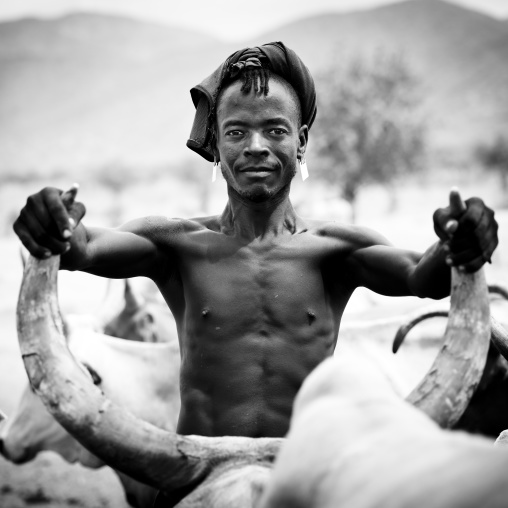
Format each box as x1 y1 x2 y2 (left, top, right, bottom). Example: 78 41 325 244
310 50 427 222
476 135 508 191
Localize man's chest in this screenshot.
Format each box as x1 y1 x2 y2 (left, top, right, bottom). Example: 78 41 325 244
171 232 349 326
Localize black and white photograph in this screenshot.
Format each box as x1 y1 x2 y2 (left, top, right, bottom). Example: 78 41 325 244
0 0 508 507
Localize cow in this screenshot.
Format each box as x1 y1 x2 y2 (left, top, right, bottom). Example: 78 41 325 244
0 329 181 508
259 353 508 508
10 250 499 508
102 279 177 343
393 284 508 437
59 277 177 343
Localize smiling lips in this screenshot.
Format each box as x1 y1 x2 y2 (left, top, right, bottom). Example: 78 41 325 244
240 167 276 173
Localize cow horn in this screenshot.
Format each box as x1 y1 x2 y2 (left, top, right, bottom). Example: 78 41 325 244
488 284 508 301
392 309 449 354
404 269 491 428
16 255 281 493
95 278 129 326
393 312 508 360
124 279 145 312
393 283 508 357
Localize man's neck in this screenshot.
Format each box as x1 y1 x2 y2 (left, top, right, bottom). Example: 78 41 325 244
220 186 302 241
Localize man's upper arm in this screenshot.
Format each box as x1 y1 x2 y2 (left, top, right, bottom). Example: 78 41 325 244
340 226 423 297
64 216 179 281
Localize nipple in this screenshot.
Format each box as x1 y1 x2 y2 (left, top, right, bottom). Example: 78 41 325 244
307 309 316 325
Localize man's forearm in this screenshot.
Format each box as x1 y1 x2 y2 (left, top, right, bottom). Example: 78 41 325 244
59 222 92 272
408 241 451 300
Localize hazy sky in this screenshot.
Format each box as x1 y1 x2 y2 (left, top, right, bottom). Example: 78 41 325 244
1 0 507 41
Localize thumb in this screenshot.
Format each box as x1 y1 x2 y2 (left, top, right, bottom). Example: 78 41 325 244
445 187 466 236
449 187 466 217
62 183 85 231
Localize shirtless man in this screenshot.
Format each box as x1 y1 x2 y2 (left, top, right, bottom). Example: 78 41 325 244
13 42 498 441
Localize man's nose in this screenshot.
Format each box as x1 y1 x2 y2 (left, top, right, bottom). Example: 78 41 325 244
244 132 269 158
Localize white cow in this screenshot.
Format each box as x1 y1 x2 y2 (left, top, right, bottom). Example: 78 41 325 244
259 354 508 508
102 279 177 343
0 329 181 508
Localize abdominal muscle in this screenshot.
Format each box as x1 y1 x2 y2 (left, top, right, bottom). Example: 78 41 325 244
176 321 337 438
166 226 348 437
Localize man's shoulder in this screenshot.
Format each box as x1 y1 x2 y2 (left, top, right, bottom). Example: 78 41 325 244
308 220 391 249
188 215 222 232
120 215 220 236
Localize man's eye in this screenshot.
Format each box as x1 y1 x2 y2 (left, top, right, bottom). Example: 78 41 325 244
226 130 243 136
269 128 287 135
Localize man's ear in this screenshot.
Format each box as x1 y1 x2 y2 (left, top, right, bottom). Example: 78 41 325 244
210 128 220 162
297 125 309 159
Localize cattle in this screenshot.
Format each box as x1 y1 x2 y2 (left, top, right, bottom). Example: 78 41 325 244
393 284 508 437
11 251 498 508
60 278 177 343
102 279 177 343
259 354 508 508
0 329 181 508
1 260 174 506
0 271 176 505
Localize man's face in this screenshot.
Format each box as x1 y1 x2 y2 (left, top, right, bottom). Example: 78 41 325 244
215 79 308 203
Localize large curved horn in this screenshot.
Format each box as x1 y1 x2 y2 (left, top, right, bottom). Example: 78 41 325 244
393 312 508 361
405 269 491 428
393 284 508 355
16 254 281 494
392 309 448 354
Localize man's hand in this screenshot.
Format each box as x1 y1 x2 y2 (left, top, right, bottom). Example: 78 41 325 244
433 188 498 273
13 184 86 259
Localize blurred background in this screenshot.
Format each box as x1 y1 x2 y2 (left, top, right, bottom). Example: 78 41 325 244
1 0 508 506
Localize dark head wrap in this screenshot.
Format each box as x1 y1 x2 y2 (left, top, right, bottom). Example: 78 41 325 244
186 41 317 162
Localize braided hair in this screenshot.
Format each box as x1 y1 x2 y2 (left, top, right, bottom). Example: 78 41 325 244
209 67 301 150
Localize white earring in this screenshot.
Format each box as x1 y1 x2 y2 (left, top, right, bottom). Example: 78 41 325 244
212 160 220 182
299 156 309 181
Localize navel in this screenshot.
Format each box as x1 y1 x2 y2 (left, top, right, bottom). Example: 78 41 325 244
307 309 316 325
202 308 210 318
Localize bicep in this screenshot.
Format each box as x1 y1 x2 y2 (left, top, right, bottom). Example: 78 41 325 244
348 244 423 297
78 222 169 280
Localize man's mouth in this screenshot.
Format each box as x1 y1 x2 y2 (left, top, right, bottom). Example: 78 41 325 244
240 167 275 173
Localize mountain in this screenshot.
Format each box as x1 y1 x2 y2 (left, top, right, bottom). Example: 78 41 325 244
0 12 219 60
0 1 507 175
0 13 234 174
